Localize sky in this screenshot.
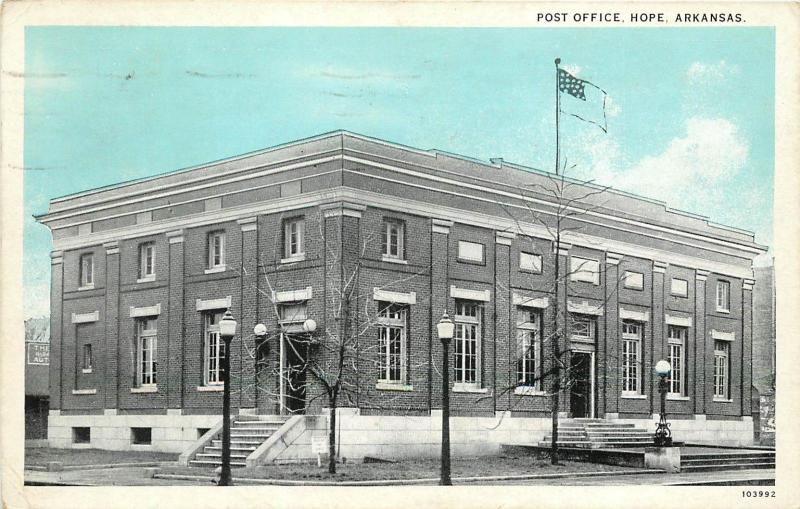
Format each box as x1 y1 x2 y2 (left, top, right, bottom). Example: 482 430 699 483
23 27 775 319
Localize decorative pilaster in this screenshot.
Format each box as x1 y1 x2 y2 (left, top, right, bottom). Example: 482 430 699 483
430 219 452 411
694 269 709 414
495 231 514 411
604 252 622 416
742 278 755 416
237 217 258 411
103 241 120 411
166 229 185 410
49 251 64 410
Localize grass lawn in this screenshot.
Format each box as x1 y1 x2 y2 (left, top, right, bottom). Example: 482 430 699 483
162 455 636 481
25 447 178 467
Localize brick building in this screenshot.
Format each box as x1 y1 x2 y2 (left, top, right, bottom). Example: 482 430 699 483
35 131 766 457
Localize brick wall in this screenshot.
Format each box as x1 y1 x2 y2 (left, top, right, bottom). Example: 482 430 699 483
50 203 754 424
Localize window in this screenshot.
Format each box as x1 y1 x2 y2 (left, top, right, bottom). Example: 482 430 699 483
131 427 152 445
382 219 404 259
377 302 407 383
135 317 158 387
138 242 155 279
671 278 688 297
82 344 93 372
716 280 730 312
667 325 687 395
454 301 482 385
714 340 730 399
278 302 308 333
207 231 225 269
520 252 542 273
624 271 644 290
570 256 600 285
203 311 225 385
516 308 542 388
457 241 484 263
621 321 643 394
72 427 91 444
79 253 94 287
284 218 305 258
569 314 596 342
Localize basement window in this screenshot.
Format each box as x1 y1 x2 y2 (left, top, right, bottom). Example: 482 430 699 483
131 427 152 445
72 427 91 444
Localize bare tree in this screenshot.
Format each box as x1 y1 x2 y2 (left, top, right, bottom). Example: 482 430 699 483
231 213 437 474
25 317 50 343
501 160 622 464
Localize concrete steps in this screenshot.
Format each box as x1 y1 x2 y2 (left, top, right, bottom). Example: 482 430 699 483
681 452 775 472
539 419 652 449
188 417 288 469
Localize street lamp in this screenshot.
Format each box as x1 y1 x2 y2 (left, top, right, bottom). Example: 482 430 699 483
436 312 455 486
218 309 237 486
654 359 673 447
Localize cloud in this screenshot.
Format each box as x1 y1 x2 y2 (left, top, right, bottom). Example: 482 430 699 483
686 60 739 83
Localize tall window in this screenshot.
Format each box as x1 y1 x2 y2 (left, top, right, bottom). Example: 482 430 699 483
207 231 225 269
716 280 730 312
284 218 305 258
203 311 225 385
136 317 158 387
714 340 730 399
454 301 481 385
570 256 600 285
377 303 407 383
569 313 596 342
82 344 93 372
667 325 687 395
516 308 542 388
138 242 155 279
80 253 94 287
621 320 643 394
382 219 404 260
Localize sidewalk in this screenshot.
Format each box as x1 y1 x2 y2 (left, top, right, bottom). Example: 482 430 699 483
24 465 775 487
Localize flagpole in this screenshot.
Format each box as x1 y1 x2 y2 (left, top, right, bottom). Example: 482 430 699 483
554 57 561 176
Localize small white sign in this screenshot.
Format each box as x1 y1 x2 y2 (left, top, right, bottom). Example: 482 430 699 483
27 343 49 365
311 437 327 454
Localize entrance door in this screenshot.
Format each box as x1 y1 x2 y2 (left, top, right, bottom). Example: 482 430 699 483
570 352 594 418
281 335 307 414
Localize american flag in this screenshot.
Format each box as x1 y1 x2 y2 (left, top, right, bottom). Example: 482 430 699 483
558 69 587 100
557 67 607 132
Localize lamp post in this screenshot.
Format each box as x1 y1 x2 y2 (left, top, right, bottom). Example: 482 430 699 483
218 309 237 486
436 312 455 486
654 359 673 447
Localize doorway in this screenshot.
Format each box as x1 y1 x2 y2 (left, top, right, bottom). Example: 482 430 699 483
280 335 307 414
570 351 595 418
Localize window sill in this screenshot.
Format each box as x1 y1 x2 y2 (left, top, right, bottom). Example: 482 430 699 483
570 279 600 286
452 384 488 394
514 386 546 397
715 308 730 314
77 285 95 291
136 276 156 283
197 385 224 392
204 266 226 274
72 389 97 395
671 293 688 299
81 368 93 374
519 268 543 275
131 443 153 449
621 393 647 399
623 286 644 291
381 256 408 265
280 254 306 264
376 382 414 392
667 395 690 401
131 386 158 393
713 397 733 403
456 257 485 266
